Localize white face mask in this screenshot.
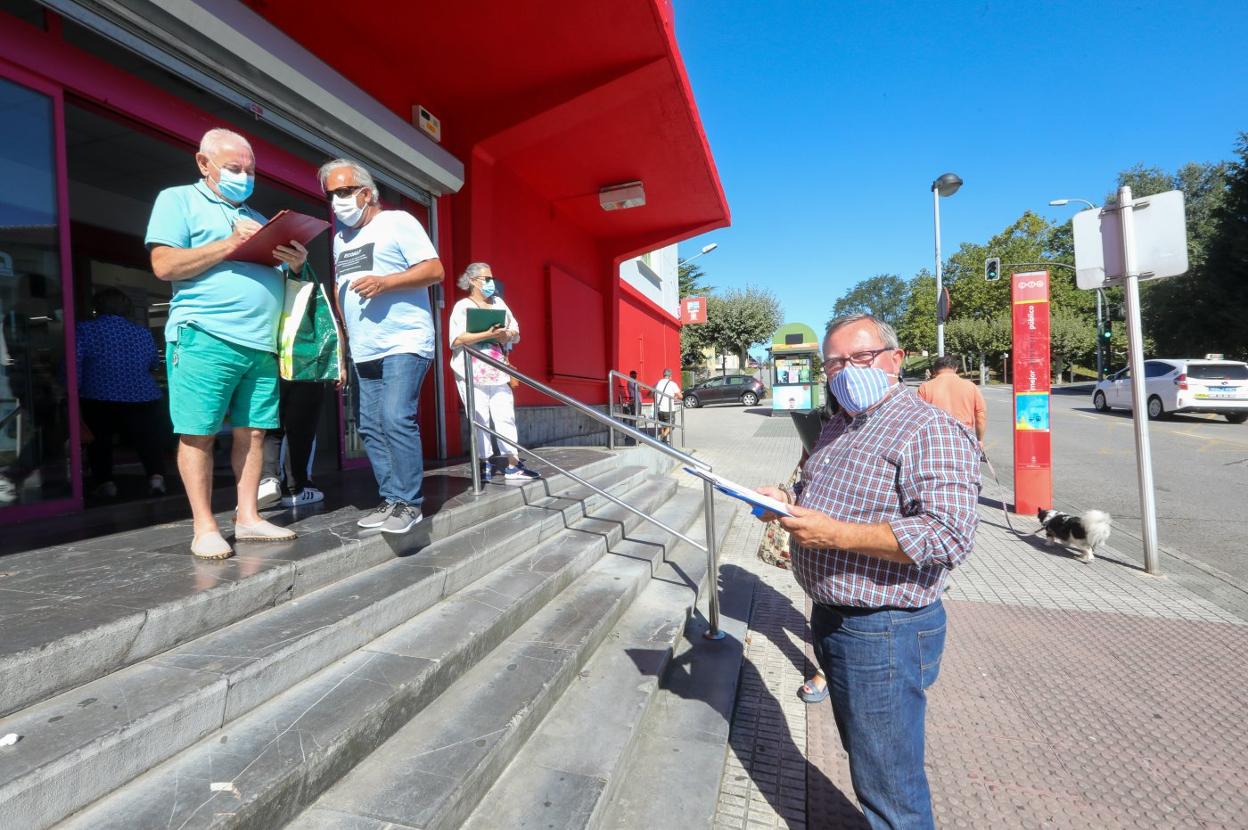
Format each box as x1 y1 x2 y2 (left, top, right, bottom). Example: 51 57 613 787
332 192 367 227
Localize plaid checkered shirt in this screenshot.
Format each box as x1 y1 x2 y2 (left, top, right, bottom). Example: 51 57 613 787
791 386 981 608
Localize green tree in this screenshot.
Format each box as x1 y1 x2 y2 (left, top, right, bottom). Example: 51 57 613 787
1050 310 1097 381
679 261 713 298
702 286 783 372
1109 159 1231 356
896 271 937 354
1201 134 1248 359
829 274 908 329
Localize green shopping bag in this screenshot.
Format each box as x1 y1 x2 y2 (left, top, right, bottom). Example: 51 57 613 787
278 263 342 382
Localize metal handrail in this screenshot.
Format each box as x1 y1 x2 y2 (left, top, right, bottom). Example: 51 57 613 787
606 369 686 450
461 346 724 638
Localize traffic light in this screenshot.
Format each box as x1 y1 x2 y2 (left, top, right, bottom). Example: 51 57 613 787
1100 320 1113 342
985 257 1001 282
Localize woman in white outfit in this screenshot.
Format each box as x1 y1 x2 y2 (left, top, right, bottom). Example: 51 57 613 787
449 262 539 481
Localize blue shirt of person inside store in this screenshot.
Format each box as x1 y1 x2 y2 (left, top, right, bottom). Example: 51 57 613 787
144 181 284 353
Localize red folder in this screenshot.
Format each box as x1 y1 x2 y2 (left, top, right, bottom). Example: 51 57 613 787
229 209 331 266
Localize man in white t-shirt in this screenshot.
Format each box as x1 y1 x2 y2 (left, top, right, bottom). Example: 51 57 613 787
654 368 683 444
319 158 444 534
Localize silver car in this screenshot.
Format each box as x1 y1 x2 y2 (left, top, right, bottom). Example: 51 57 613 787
1092 358 1248 423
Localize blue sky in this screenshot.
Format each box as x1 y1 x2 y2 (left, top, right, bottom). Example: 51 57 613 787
672 0 1248 332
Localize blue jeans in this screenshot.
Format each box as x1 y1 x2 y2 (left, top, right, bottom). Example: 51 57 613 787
353 353 431 506
811 599 947 830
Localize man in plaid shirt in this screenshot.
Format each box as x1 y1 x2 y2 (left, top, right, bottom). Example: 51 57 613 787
758 314 980 830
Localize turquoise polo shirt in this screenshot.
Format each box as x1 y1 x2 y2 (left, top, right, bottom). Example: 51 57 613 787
145 181 285 353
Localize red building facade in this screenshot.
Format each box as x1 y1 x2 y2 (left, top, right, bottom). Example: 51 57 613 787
0 0 727 523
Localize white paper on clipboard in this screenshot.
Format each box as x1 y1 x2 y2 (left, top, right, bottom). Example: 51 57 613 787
683 467 794 517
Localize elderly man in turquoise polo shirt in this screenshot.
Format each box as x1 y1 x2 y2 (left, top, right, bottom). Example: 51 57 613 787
146 127 307 559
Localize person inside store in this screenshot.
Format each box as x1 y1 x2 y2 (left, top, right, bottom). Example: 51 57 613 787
319 158 443 534
75 287 168 499
448 261 540 481
146 127 306 559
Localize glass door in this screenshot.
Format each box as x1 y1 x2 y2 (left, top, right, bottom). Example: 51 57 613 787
0 70 79 518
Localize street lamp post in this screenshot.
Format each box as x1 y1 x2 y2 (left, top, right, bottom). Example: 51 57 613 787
1049 199 1105 380
678 242 718 267
932 173 963 357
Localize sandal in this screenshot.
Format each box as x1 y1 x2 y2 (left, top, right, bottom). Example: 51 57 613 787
798 676 829 704
191 531 234 560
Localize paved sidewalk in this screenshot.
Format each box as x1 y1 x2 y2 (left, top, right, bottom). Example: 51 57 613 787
678 404 1248 830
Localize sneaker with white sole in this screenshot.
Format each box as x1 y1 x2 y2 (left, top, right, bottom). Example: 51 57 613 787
380 502 422 534
281 486 324 508
357 499 396 529
257 477 282 509
149 474 166 496
503 461 541 481
0 476 17 504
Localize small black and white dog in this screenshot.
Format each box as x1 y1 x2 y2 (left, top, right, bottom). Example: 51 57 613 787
1036 508 1112 563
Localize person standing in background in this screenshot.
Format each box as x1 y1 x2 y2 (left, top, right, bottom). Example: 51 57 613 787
258 380 328 508
654 368 682 444
75 287 167 499
918 354 987 447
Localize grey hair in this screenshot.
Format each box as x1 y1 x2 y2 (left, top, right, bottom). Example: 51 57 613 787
457 262 492 291
199 128 252 157
663 368 673 378
825 313 901 350
317 158 380 202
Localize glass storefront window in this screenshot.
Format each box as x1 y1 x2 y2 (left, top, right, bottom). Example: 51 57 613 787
0 76 72 510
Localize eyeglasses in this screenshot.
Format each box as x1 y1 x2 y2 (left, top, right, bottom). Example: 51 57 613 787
824 348 893 372
326 185 365 199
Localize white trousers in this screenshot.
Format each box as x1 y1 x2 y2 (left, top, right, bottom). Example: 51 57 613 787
455 379 519 461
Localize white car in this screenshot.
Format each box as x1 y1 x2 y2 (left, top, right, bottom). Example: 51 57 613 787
1091 358 1248 423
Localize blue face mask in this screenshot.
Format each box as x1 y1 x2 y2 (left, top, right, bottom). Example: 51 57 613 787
210 160 254 204
480 279 497 299
827 364 896 414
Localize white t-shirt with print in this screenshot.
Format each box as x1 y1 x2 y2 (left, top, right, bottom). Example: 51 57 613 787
448 296 519 385
332 210 439 363
655 378 681 413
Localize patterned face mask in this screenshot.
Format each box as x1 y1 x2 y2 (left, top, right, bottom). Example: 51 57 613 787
827 364 896 414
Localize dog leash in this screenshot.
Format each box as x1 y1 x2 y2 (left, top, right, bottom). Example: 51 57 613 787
981 452 1034 538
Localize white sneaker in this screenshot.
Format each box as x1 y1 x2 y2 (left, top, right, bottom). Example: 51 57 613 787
257 477 282 509
281 486 324 508
149 474 166 496
0 476 16 505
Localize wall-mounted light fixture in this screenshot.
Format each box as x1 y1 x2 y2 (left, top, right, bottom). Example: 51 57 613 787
599 181 646 211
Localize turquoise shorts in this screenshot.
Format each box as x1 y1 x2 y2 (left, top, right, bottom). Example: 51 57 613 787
166 325 279 435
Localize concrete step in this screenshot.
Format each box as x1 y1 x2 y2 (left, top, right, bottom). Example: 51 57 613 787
1 466 653 830
0 452 628 718
285 489 714 830
599 514 755 830
48 475 681 830
458 493 732 830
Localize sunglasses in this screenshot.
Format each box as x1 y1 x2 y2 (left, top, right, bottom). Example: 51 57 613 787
326 185 366 199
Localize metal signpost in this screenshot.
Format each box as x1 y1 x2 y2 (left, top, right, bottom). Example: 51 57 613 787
1072 187 1189 574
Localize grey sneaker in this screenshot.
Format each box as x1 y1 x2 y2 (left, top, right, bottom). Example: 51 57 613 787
357 499 396 529
380 502 422 534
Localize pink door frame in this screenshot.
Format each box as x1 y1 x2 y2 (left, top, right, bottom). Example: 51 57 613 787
0 57 82 524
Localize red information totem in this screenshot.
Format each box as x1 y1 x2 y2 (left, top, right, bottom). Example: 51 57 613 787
1011 271 1052 515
